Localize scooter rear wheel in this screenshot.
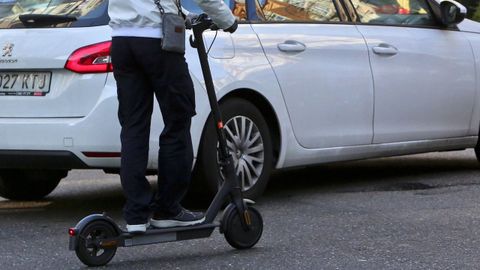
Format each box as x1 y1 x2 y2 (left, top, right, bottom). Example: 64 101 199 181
75 220 118 267
223 206 263 249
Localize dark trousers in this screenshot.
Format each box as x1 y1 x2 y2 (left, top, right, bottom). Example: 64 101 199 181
111 37 196 225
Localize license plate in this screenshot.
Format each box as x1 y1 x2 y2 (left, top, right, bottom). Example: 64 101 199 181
0 71 52 96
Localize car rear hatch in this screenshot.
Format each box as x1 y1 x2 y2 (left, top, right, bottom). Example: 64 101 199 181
0 0 111 118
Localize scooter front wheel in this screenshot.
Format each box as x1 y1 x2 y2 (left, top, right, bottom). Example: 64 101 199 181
222 206 263 249
75 220 118 267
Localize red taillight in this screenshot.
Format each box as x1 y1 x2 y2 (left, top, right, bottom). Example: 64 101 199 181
65 41 113 74
68 228 76 236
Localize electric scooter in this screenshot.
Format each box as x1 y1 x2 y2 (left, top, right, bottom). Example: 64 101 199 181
68 16 263 267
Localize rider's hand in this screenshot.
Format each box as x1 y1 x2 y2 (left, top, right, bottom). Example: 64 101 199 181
224 20 238 33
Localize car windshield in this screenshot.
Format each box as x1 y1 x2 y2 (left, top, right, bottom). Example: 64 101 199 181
0 0 107 28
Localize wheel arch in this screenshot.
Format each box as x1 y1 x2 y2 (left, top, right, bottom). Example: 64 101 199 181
193 87 282 170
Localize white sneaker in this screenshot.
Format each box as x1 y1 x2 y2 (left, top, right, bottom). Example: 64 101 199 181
126 222 149 234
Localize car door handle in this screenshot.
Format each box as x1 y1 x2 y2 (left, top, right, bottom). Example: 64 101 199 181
372 44 398 56
277 40 306 52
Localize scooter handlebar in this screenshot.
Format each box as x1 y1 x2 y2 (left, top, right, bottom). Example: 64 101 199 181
187 14 218 32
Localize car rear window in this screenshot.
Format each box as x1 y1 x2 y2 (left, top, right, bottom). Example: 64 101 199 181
0 0 108 29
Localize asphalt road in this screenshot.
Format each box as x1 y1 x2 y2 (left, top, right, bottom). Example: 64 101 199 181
2 150 480 269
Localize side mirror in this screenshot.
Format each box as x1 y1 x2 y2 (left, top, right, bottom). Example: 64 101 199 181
440 0 466 27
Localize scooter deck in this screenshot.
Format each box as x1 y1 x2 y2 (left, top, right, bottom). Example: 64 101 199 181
118 223 220 247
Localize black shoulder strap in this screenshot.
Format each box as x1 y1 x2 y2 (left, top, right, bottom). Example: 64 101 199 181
154 0 183 16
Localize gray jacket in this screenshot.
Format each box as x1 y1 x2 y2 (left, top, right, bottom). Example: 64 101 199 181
108 0 235 31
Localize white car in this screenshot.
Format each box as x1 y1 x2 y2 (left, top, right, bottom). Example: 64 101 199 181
0 0 479 200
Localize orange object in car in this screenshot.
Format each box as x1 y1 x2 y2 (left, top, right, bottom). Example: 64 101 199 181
398 7 410 14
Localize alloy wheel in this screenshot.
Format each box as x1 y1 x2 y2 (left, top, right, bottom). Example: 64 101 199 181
218 116 265 191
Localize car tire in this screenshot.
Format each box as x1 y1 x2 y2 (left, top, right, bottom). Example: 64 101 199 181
475 145 480 163
0 169 67 200
194 98 273 200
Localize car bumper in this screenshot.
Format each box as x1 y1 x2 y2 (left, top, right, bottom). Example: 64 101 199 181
0 82 122 169
0 150 88 169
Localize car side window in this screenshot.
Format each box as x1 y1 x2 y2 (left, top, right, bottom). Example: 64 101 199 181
227 0 248 20
251 0 340 22
350 0 436 26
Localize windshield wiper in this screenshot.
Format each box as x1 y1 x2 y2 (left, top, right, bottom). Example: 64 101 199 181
19 14 77 27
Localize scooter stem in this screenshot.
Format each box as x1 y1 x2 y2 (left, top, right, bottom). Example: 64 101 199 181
190 18 251 230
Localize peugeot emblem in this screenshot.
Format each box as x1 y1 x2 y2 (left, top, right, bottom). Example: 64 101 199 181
2 43 14 57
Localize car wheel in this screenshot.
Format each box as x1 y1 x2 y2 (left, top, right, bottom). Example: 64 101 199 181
475 145 480 163
195 98 273 200
0 169 67 200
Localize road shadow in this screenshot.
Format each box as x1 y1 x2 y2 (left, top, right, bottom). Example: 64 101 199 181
96 246 267 270
264 151 480 199
1 151 479 270
2 151 479 220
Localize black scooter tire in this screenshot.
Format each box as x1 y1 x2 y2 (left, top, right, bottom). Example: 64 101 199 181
223 206 263 249
75 220 118 267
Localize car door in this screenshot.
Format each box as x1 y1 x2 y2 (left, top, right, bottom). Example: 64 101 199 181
348 0 476 143
249 0 374 149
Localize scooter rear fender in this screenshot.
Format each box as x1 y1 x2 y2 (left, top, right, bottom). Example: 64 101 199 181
68 213 122 250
